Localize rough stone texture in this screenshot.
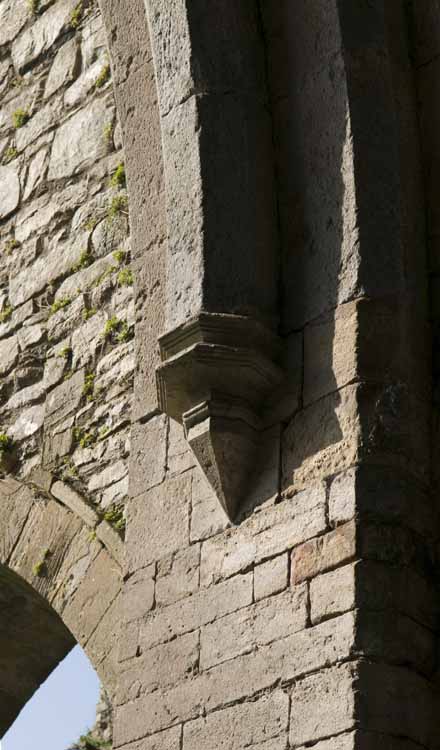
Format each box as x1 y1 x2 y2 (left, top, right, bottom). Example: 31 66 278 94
0 2 439 749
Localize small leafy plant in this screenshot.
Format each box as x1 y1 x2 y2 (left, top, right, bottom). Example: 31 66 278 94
107 194 128 220
110 162 126 188
102 316 130 344
32 548 51 578
0 306 12 324
82 306 97 321
27 0 40 15
95 63 110 89
70 1 83 29
103 504 126 533
82 372 96 401
3 238 19 255
0 434 14 453
57 346 72 360
73 427 97 449
50 297 71 315
113 248 126 265
12 108 30 129
3 146 18 164
103 122 114 146
71 248 93 273
117 268 133 286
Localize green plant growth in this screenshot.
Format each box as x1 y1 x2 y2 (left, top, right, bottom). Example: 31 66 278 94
82 306 97 321
50 296 71 315
70 1 83 28
27 0 40 14
103 122 114 146
3 238 19 255
0 433 14 453
57 346 72 360
102 316 130 344
95 63 111 89
73 427 97 449
0 306 12 324
32 548 50 578
12 108 30 129
112 248 126 265
3 146 18 164
82 372 96 401
107 194 128 220
110 162 126 188
103 504 126 533
60 458 78 480
70 731 111 750
84 215 99 232
71 248 93 273
117 268 133 286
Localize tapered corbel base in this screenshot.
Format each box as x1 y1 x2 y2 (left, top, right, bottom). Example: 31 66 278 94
156 313 284 520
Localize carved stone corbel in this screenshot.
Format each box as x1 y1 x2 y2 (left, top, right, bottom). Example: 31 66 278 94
156 313 284 520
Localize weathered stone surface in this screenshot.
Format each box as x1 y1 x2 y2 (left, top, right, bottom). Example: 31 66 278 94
254 553 289 602
116 726 181 750
156 544 200 607
0 483 33 563
118 630 199 704
183 691 289 750
129 415 167 498
0 0 28 47
116 613 355 744
9 240 79 307
190 467 229 542
51 481 99 528
45 38 80 99
62 549 121 645
200 585 308 669
48 97 115 179
15 97 63 152
0 336 19 377
0 166 20 219
329 469 356 527
200 485 326 586
96 521 124 566
290 664 357 747
6 382 44 411
11 0 78 72
140 572 253 652
123 566 155 624
9 404 44 440
310 564 356 624
23 148 49 201
292 521 356 584
127 474 191 572
45 368 84 423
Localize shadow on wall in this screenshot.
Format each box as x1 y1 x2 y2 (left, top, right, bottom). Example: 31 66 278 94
263 0 349 489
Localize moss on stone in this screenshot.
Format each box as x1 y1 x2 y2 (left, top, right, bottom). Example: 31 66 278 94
0 306 12 323
3 147 18 164
95 63 111 89
110 162 126 188
50 296 72 315
12 108 30 129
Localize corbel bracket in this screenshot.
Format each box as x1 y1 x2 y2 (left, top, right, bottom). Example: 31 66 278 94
156 313 284 520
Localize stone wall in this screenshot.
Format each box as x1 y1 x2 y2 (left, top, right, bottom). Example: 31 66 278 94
0 0 132 514
0 0 129 733
0 1 439 750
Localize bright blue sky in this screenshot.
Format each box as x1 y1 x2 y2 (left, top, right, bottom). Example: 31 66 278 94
1 645 100 750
